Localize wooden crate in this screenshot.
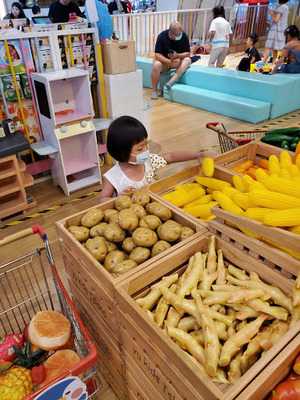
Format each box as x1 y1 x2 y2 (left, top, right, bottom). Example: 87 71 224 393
57 195 206 334
74 298 128 400
149 165 233 226
234 334 300 400
214 141 292 176
116 232 300 400
213 207 300 258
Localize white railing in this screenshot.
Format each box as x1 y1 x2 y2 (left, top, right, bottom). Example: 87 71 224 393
112 5 269 56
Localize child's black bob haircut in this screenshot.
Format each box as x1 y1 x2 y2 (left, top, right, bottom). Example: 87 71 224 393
249 33 258 45
107 116 148 163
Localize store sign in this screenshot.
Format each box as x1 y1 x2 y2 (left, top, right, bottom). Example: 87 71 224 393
34 376 88 400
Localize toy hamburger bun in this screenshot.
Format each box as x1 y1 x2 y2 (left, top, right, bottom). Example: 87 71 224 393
28 310 71 351
43 350 80 384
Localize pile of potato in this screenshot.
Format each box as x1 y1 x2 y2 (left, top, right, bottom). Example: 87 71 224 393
136 235 300 384
67 191 195 275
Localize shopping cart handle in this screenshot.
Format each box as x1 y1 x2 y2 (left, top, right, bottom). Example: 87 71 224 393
0 225 47 246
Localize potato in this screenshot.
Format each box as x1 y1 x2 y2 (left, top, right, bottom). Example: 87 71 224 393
151 240 171 257
130 204 147 219
122 237 136 253
180 226 195 241
112 260 137 274
85 237 107 261
114 195 132 211
104 250 126 272
104 209 119 223
139 215 161 230
118 209 139 231
105 240 117 252
81 209 104 228
90 222 108 237
68 226 89 242
104 224 126 243
132 190 150 206
129 247 151 264
158 220 182 242
132 227 158 248
146 202 172 221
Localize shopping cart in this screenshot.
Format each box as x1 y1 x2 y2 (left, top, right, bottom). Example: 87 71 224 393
0 225 98 399
206 122 267 153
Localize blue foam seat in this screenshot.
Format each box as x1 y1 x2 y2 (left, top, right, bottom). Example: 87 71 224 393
136 56 153 88
169 84 271 123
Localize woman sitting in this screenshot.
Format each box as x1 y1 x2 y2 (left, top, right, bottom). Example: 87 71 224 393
4 2 27 19
273 25 300 74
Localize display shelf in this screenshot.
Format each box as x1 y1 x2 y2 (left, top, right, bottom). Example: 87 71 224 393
0 192 27 219
21 172 34 188
0 155 35 219
55 112 92 126
65 160 97 176
0 176 21 198
67 171 100 193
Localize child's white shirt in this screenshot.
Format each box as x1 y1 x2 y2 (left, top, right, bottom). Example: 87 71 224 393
104 153 167 195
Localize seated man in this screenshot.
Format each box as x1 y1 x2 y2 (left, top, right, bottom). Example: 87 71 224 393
151 21 191 99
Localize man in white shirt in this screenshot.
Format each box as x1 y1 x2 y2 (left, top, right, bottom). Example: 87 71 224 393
207 6 232 67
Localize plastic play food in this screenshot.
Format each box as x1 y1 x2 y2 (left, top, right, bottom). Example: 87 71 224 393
28 311 71 351
0 366 32 400
0 334 24 362
43 350 80 385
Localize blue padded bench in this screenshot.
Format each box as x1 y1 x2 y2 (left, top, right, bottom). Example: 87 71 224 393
136 56 300 123
169 84 271 124
181 66 300 119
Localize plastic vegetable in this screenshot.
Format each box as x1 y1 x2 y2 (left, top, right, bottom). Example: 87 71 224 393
272 378 300 399
0 334 24 362
202 157 215 177
212 191 243 215
263 208 300 227
232 192 253 210
233 160 253 173
269 155 281 175
280 150 293 169
244 207 273 222
0 366 32 400
195 176 231 191
31 364 46 385
249 190 300 209
263 176 300 199
184 201 217 218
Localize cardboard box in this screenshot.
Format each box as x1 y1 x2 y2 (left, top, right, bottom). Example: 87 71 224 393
102 40 136 75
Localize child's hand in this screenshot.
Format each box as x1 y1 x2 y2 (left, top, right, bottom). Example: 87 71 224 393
121 187 135 195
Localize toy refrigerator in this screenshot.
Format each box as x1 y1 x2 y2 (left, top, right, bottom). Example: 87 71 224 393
32 69 101 196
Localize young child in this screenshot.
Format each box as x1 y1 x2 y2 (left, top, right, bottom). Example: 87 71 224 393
100 116 210 200
237 33 261 72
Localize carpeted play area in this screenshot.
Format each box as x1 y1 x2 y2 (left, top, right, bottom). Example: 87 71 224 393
137 56 300 124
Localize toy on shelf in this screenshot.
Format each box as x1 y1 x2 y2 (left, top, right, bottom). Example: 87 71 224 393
31 69 101 196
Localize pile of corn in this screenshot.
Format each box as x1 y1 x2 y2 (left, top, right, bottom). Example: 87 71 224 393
162 157 219 221
162 152 300 258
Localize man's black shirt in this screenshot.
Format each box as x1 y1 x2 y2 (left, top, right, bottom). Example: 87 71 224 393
155 29 190 58
48 1 84 23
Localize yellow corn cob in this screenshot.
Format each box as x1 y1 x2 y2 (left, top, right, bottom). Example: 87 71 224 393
263 208 300 227
175 183 202 192
185 201 218 218
249 190 300 209
196 176 231 191
255 168 268 183
232 192 254 210
202 215 216 221
201 157 215 177
163 187 205 207
279 168 291 179
243 175 265 191
244 207 273 222
212 191 243 215
222 186 239 199
289 226 300 234
268 155 280 175
288 164 300 177
280 150 292 169
232 175 247 192
184 194 212 209
296 155 300 169
263 176 300 199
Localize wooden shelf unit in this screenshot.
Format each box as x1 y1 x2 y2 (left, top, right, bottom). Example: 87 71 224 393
0 155 35 220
